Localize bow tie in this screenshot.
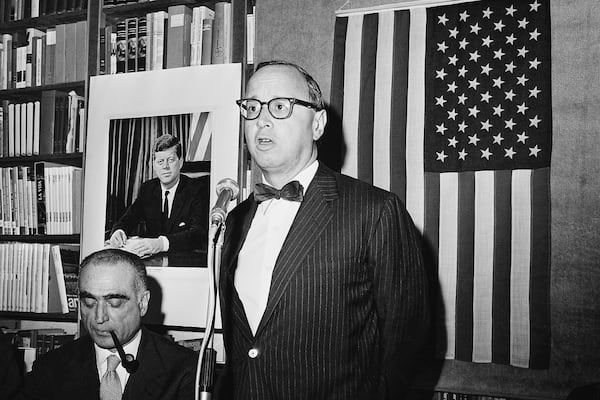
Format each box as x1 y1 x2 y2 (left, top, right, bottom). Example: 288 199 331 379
254 181 304 202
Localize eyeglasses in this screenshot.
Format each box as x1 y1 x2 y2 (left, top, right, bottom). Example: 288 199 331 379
154 156 178 167
236 97 320 120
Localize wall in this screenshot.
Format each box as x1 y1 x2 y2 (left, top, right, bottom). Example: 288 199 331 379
255 0 600 399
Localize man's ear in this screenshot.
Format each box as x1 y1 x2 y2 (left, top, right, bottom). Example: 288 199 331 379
139 290 150 317
312 109 327 141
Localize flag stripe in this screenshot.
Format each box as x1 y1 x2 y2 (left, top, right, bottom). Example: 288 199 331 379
438 172 459 359
389 10 411 202
510 169 532 368
330 16 347 136
423 172 441 355
455 171 474 361
373 11 394 191
405 8 426 232
341 15 363 178
492 170 512 365
357 13 378 184
472 171 495 362
529 167 550 368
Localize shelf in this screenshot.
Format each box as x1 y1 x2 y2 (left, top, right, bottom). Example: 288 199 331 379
103 0 217 18
0 152 83 167
0 234 80 243
0 82 86 100
0 10 88 32
0 311 77 322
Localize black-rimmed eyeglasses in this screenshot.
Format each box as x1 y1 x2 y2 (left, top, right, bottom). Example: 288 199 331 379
236 97 320 120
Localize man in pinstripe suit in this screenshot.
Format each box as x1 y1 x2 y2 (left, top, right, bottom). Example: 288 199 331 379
217 60 430 399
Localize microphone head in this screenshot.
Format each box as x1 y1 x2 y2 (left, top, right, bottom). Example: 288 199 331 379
216 178 240 200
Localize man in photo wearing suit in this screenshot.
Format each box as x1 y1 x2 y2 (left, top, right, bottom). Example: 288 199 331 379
216 61 430 399
109 134 209 258
17 248 197 400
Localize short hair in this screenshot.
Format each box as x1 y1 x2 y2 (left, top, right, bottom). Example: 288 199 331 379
255 60 325 110
153 134 182 159
79 248 148 293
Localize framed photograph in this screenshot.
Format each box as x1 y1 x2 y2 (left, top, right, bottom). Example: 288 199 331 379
82 64 241 330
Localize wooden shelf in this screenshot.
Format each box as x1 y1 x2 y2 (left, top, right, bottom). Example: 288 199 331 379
0 152 83 167
0 311 77 322
0 10 88 32
103 0 217 18
0 81 86 100
0 234 80 243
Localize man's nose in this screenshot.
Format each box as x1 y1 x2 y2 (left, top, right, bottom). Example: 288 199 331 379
256 104 273 128
94 302 109 324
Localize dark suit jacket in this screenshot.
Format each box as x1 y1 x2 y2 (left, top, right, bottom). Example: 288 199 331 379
567 383 600 400
112 174 209 252
0 331 22 399
17 327 197 400
217 164 430 400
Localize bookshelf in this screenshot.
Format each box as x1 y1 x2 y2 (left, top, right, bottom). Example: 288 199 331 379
0 1 88 367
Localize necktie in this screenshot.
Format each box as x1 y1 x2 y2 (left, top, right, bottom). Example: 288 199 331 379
100 355 122 400
254 181 304 202
161 190 170 228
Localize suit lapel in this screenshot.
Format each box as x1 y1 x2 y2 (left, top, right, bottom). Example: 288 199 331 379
122 329 163 399
222 197 259 340
255 165 338 335
66 336 100 398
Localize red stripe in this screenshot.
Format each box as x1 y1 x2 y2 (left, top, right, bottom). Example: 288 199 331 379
492 170 511 364
454 171 475 361
357 13 378 184
389 10 410 203
529 167 551 368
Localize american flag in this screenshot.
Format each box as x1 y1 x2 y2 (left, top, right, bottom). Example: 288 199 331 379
331 0 551 368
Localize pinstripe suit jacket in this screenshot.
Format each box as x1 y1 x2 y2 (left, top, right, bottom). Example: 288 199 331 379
217 164 430 400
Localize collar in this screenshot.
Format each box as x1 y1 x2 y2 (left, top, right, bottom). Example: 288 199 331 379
261 160 319 195
94 328 142 369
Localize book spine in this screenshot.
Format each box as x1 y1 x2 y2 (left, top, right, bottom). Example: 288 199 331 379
116 21 126 73
126 18 137 73
137 16 146 72
166 5 192 69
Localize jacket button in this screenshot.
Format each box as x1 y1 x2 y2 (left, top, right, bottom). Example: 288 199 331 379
248 348 259 358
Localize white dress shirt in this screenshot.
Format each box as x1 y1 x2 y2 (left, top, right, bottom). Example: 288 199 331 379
159 179 179 251
235 161 318 335
95 329 142 392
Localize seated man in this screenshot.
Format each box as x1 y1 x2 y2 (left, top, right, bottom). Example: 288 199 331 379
17 248 197 400
109 134 209 258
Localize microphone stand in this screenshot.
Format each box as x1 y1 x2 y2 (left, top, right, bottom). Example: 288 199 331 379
194 222 225 400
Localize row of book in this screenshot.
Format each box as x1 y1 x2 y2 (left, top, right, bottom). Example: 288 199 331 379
6 328 76 372
0 242 79 314
0 21 88 90
99 3 232 74
0 90 85 157
0 163 82 236
0 0 87 22
411 392 514 400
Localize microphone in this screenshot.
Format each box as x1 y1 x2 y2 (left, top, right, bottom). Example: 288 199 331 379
210 178 239 226
110 331 139 374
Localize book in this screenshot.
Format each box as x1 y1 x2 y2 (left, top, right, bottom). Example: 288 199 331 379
166 5 192 68
200 15 214 65
115 21 126 73
64 22 77 82
211 2 232 64
191 6 214 66
49 244 68 313
151 11 167 70
39 90 68 155
126 17 137 73
54 24 66 84
75 20 88 81
137 16 147 72
44 28 56 85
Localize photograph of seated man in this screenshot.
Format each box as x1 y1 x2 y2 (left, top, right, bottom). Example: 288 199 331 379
109 134 209 258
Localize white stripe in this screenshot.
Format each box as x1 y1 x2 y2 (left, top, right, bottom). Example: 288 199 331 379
405 8 426 232
372 11 394 191
341 15 363 178
510 169 532 368
336 0 481 17
472 170 495 362
439 172 458 359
